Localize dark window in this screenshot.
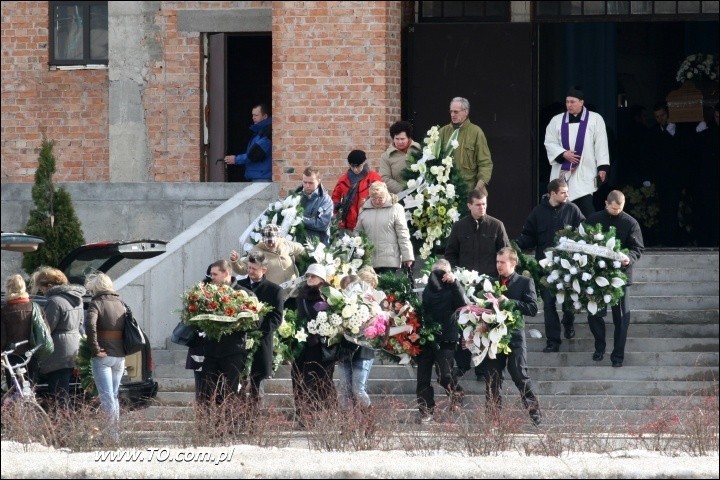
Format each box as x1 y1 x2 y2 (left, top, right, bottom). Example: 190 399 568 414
49 1 108 66
418 1 510 22
535 1 718 20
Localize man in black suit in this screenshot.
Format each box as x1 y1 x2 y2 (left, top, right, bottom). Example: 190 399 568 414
483 247 542 426
585 190 644 368
236 251 285 407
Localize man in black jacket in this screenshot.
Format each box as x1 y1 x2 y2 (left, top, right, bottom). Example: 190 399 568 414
416 258 468 423
585 190 644 368
236 252 285 406
484 247 541 426
516 178 585 352
445 186 509 379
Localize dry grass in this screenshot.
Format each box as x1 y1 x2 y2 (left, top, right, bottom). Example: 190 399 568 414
3 380 718 457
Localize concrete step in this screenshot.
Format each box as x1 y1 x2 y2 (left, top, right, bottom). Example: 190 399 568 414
524 337 718 352
520 322 718 338
527 309 718 324
154 388 716 413
624 295 718 310
634 252 718 269
631 281 718 296
632 267 718 283
259 377 715 397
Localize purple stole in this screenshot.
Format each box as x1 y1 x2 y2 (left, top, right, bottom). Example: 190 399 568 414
560 108 589 173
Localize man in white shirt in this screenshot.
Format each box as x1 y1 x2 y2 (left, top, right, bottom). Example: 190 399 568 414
544 88 610 217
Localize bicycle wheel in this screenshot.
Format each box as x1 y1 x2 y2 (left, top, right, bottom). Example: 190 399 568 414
0 398 56 446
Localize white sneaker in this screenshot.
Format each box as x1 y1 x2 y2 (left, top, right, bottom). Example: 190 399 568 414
419 413 433 424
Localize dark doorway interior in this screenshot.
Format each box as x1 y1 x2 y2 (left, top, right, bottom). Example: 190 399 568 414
538 21 718 247
406 23 534 240
225 34 272 182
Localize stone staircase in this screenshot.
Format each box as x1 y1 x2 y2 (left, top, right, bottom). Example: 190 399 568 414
136 250 719 434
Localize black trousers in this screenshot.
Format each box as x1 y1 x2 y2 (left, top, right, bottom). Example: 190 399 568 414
483 329 539 414
541 286 575 346
201 352 247 404
290 345 337 418
416 345 463 414
573 194 596 218
588 286 630 364
43 367 73 409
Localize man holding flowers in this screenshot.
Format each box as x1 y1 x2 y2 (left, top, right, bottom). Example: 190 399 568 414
585 191 644 368
484 247 542 426
516 178 585 352
236 252 285 407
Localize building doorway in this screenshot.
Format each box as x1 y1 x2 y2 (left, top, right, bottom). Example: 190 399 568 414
206 33 271 182
537 21 718 247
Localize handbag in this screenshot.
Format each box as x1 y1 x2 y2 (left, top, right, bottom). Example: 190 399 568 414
171 321 198 347
122 302 146 355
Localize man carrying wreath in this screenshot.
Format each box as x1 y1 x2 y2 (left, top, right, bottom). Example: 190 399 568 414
484 247 542 426
585 191 644 368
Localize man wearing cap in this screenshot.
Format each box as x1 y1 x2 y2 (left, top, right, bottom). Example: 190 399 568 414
236 252 285 407
294 167 334 246
438 97 493 193
230 223 306 287
331 149 383 231
544 88 610 217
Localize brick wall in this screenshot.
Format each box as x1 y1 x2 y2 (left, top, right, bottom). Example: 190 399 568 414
2 1 403 190
272 1 403 195
1 1 110 182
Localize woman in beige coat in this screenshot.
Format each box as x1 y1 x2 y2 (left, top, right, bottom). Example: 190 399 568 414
355 181 415 274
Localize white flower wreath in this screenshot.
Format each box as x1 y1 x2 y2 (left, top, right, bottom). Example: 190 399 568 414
539 223 629 315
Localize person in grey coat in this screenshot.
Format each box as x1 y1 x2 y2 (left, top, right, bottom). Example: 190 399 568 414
32 267 85 408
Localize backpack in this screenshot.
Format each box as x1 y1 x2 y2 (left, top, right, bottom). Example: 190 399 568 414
29 302 54 361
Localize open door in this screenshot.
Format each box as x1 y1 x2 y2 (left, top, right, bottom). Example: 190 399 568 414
407 23 534 238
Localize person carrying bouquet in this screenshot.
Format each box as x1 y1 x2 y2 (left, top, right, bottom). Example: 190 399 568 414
289 263 337 427
484 247 542 426
416 258 468 424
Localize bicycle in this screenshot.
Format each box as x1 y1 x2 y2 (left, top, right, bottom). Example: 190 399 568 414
1 340 55 446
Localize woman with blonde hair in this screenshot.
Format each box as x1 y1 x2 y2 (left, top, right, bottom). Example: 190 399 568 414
32 267 85 408
1 274 47 384
84 272 126 441
355 181 414 274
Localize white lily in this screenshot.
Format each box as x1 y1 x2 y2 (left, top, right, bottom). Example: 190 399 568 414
606 237 616 249
611 277 626 288
587 301 598 315
577 224 586 236
573 279 581 293
595 277 610 287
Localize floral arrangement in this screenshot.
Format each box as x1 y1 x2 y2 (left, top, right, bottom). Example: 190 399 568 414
376 272 423 363
240 193 306 253
179 282 273 341
272 309 308 372
622 181 660 230
75 336 97 396
676 53 718 84
401 126 462 259
452 272 525 365
305 284 388 348
301 233 374 288
539 224 629 315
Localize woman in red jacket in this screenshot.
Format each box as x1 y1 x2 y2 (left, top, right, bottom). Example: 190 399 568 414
331 150 382 231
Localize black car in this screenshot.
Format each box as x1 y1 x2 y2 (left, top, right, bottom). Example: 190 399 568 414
1 233 166 406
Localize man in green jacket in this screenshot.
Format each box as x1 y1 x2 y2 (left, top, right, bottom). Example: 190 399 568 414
438 97 493 193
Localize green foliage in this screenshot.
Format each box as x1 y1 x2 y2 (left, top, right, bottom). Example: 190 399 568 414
76 336 98 396
511 240 543 300
22 140 85 272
